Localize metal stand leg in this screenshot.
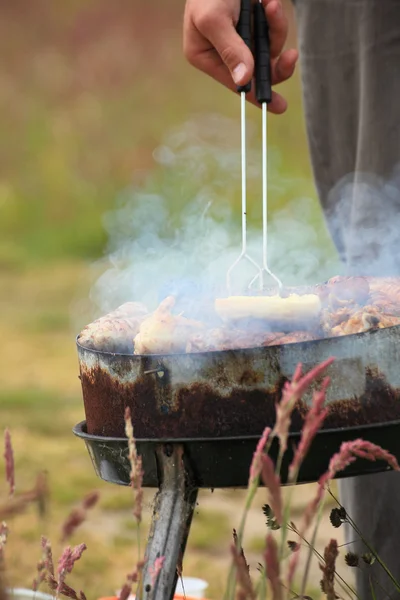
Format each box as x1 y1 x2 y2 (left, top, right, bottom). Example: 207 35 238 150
138 444 198 600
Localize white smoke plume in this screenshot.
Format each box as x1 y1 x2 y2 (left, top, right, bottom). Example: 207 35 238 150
88 114 340 320
327 167 400 276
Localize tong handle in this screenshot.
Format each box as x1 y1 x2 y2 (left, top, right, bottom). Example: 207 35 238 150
236 0 252 94
254 1 272 104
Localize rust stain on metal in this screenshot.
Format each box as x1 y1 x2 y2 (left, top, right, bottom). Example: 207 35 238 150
79 360 400 439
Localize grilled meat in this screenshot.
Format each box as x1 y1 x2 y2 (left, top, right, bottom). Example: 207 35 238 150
78 302 148 354
133 295 204 354
268 331 318 345
330 306 400 336
78 277 400 354
186 328 286 352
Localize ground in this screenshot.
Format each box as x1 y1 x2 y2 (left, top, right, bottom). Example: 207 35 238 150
0 2 353 598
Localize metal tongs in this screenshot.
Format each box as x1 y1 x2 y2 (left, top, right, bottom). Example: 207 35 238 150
226 0 283 295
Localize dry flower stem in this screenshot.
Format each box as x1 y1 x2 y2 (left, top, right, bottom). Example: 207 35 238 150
249 427 271 485
328 489 400 594
319 539 339 600
225 428 273 600
119 560 144 600
228 360 334 600
261 455 282 527
3 429 14 497
288 377 330 482
290 439 400 596
321 439 400 487
299 497 326 600
275 360 334 561
288 522 358 600
57 543 87 598
57 543 87 575
61 491 100 542
41 536 55 577
264 534 283 600
255 567 267 600
273 358 334 458
231 543 256 600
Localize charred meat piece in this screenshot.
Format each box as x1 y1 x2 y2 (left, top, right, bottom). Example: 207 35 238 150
186 328 286 352
368 279 400 315
268 331 319 345
325 276 370 306
78 302 148 354
133 296 204 355
321 305 361 336
331 306 400 336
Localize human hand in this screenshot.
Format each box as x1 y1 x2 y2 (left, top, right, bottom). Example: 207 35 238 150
183 0 298 114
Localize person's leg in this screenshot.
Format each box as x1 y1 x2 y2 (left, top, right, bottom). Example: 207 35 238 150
294 0 400 274
294 1 400 598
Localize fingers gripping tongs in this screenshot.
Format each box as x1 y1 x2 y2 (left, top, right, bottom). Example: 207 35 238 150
226 0 283 295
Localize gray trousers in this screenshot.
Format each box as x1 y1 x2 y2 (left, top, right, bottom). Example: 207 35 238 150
294 1 400 598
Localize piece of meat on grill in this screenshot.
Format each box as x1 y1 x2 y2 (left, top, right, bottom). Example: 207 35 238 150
321 305 361 336
330 305 400 336
78 302 148 354
267 331 319 345
369 292 400 316
365 278 400 316
134 296 204 354
367 277 400 295
186 328 286 352
320 276 370 307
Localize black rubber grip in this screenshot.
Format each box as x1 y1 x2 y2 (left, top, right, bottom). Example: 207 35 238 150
236 0 252 94
254 2 272 104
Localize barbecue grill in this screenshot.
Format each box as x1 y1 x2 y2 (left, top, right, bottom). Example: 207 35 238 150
74 320 400 600
72 1 400 597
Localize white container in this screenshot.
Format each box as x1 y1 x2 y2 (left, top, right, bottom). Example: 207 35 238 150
7 590 55 600
175 577 208 599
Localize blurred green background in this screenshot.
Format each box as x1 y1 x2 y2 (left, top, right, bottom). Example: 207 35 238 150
0 1 341 598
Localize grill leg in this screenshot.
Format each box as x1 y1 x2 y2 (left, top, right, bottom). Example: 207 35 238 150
138 443 198 600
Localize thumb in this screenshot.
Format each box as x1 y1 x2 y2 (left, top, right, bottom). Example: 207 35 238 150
197 13 254 86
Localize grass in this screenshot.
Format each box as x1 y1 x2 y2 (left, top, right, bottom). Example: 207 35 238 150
189 509 231 551
0 0 344 597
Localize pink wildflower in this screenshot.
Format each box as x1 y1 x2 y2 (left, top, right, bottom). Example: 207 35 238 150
4 429 14 496
57 543 87 575
57 544 86 597
57 582 86 600
273 358 334 455
264 534 282 600
118 585 132 600
32 559 46 592
320 439 400 488
288 438 399 587
249 427 271 484
61 491 100 542
41 536 54 577
231 543 256 599
149 556 165 586
260 454 282 526
118 562 144 600
288 377 330 481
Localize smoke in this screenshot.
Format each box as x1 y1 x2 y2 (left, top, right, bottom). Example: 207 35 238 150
327 167 400 277
88 114 340 319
